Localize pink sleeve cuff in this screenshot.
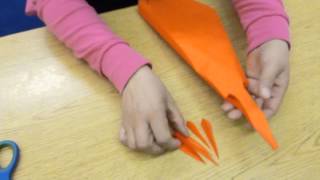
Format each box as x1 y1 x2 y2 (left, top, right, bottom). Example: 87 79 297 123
247 15 290 52
232 0 290 53
102 44 150 92
25 0 150 93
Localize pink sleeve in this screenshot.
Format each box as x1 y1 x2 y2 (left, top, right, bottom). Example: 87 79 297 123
232 0 290 53
25 0 150 92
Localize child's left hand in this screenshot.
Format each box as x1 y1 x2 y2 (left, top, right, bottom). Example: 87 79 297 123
221 39 290 123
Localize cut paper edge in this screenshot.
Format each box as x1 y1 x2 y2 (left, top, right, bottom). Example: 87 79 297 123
201 119 219 158
186 121 210 148
175 131 218 165
180 144 205 163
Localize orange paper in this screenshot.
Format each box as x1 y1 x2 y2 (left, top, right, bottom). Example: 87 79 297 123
175 131 218 165
180 144 205 163
186 121 209 148
139 0 278 149
201 119 219 158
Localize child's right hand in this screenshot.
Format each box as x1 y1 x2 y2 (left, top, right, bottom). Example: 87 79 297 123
119 66 189 155
221 40 290 122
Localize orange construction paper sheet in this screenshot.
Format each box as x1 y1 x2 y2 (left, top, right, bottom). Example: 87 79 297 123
139 0 278 149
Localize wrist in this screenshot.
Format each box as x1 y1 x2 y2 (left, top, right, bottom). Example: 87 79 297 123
101 44 151 93
247 15 290 53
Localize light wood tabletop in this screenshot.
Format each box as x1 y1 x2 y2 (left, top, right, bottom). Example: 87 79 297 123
0 0 319 179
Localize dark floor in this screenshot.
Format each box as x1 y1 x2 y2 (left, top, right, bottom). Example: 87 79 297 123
0 0 138 36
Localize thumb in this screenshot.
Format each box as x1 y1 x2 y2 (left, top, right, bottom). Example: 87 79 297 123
259 64 279 99
167 101 189 136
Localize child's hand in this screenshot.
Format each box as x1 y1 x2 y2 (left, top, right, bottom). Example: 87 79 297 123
222 40 290 122
119 66 189 155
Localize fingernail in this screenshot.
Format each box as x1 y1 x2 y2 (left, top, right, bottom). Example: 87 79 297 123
261 87 271 99
222 103 233 111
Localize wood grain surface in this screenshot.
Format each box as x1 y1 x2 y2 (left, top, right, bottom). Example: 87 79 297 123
0 0 319 179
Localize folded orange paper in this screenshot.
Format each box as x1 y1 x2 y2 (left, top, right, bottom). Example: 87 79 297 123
139 0 278 149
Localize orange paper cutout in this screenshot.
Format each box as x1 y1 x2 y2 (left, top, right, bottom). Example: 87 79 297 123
180 144 205 163
201 119 219 158
175 131 218 165
139 0 278 149
186 121 209 148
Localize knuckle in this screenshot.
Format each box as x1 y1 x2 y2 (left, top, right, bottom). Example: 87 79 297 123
128 143 136 150
150 149 164 156
136 141 151 150
157 137 171 146
119 135 125 143
119 138 126 145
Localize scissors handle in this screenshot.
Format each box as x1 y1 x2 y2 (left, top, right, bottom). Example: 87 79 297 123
0 140 20 180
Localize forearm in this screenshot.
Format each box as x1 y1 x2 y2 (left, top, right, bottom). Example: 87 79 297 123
26 0 149 92
232 0 290 52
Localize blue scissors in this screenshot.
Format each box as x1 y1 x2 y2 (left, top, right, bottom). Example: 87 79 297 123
0 140 20 180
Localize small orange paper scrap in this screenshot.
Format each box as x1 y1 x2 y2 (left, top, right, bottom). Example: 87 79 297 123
186 121 209 148
175 131 218 165
201 119 219 158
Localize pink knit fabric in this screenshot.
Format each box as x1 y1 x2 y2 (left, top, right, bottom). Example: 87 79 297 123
232 0 290 52
26 0 149 92
25 0 290 92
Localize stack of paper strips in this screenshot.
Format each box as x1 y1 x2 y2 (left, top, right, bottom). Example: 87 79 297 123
175 119 219 164
139 0 278 149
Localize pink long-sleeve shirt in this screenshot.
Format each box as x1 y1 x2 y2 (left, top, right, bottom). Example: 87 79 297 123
25 0 290 93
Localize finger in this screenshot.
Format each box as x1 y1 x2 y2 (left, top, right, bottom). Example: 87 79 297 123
119 126 128 146
227 109 242 120
134 121 153 152
167 100 189 136
259 63 281 99
123 123 136 150
150 113 180 150
135 122 165 155
263 109 275 119
227 95 262 121
256 97 264 108
122 124 164 155
221 101 235 112
263 70 289 118
149 142 165 155
246 52 261 79
247 78 260 96
263 86 285 118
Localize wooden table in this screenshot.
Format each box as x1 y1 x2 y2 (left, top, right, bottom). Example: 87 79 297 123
1 0 319 179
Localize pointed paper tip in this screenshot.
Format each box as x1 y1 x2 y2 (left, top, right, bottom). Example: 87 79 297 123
210 158 219 166
201 118 219 159
186 120 210 148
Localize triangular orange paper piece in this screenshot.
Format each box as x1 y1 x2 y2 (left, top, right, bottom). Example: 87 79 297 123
139 0 278 149
180 144 205 163
175 131 218 165
186 121 210 148
201 119 219 158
